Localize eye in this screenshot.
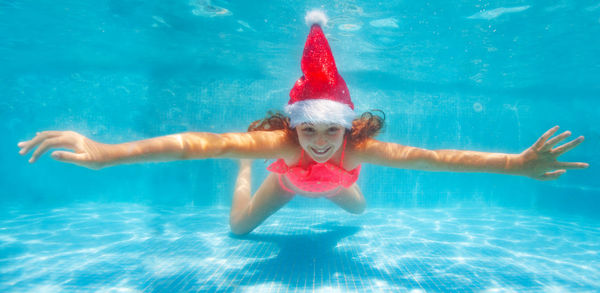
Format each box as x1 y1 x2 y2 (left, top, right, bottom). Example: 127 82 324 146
328 127 340 133
302 127 315 133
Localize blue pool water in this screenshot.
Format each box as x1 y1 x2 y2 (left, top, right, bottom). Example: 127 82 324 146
1 0 599 292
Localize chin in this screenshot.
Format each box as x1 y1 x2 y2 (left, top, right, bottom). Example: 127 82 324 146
310 154 332 163
312 158 329 163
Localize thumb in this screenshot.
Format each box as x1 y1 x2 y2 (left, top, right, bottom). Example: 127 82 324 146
51 151 85 163
540 169 566 181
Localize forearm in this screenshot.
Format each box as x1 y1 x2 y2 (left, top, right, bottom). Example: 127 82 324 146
99 130 287 168
424 149 523 175
361 139 525 176
100 134 190 167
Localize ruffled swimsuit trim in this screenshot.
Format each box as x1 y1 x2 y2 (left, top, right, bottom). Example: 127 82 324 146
267 137 361 197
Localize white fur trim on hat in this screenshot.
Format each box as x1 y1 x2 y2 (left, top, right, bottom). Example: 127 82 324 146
305 10 328 27
285 99 355 129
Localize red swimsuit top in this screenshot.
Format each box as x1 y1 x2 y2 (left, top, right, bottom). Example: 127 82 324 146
267 137 361 194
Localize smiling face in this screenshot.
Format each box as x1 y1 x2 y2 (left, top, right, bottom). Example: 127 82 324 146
296 122 346 163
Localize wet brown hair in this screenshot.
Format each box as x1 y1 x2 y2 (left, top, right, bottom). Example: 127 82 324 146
247 110 385 147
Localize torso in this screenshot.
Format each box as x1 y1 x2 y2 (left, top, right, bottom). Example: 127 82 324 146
280 173 342 196
277 140 361 197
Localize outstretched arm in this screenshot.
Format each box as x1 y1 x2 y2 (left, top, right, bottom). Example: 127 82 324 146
18 130 292 169
356 126 588 180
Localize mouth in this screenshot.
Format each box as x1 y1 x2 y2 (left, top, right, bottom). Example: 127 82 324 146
311 146 331 156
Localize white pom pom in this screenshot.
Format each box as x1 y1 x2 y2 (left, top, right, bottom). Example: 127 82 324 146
305 10 327 27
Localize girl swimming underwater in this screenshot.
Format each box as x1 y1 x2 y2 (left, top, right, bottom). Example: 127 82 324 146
18 11 588 235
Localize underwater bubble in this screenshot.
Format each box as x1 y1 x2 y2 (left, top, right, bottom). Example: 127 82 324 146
338 23 362 31
343 4 364 15
237 20 251 29
152 16 171 28
473 102 483 112
545 4 568 12
469 72 484 83
237 20 255 32
369 18 399 28
191 0 231 17
467 5 530 20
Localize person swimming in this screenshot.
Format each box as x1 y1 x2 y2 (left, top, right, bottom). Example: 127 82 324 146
17 10 589 235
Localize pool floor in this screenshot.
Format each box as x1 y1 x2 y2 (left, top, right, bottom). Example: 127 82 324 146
1 203 599 292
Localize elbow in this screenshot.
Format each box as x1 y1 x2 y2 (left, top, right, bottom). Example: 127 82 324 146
347 200 366 214
229 218 254 235
180 132 229 159
230 226 252 236
399 148 441 171
170 133 188 159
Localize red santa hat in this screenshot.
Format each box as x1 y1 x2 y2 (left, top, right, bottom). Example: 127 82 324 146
285 10 355 129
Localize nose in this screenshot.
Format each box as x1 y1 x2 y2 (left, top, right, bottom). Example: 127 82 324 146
315 135 327 147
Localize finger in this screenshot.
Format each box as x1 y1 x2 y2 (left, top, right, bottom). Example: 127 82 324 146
542 131 571 151
556 161 589 170
540 169 566 181
51 151 86 163
19 131 63 155
552 136 584 156
29 137 72 163
533 126 559 149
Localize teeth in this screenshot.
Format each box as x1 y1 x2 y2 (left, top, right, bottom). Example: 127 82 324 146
312 147 330 154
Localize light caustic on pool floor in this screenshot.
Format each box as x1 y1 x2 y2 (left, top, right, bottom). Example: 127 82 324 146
0 203 599 292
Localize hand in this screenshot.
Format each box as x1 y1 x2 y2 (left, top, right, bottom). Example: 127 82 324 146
18 131 108 170
518 126 589 180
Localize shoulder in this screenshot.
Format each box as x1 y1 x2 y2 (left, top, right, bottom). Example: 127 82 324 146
341 138 382 169
347 137 384 154
346 138 411 165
